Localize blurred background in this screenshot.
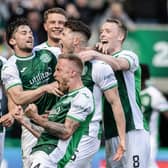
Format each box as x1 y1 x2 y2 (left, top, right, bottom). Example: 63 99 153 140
0 0 168 167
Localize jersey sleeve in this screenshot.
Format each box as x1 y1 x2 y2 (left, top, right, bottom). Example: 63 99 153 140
119 50 139 72
92 61 117 91
1 62 22 90
151 87 168 112
67 90 94 122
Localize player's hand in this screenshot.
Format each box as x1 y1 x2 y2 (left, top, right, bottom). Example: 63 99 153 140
12 105 24 124
44 81 64 97
25 104 39 119
0 113 14 127
40 110 49 120
113 142 126 161
95 42 110 54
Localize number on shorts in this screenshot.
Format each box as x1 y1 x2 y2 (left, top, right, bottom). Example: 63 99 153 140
70 153 76 161
133 155 140 167
33 163 41 168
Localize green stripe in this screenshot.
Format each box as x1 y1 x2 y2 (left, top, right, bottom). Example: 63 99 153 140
6 83 22 90
103 83 118 92
66 115 82 122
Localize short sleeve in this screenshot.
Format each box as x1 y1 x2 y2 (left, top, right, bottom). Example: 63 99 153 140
119 50 139 72
92 61 117 91
2 63 22 90
67 89 94 122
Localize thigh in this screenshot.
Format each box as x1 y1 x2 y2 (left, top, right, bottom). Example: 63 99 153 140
65 135 100 168
29 151 56 168
21 126 38 168
0 129 5 165
126 129 150 168
65 156 92 168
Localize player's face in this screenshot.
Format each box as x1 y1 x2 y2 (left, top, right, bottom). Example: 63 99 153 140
44 13 67 42
60 27 74 53
10 25 34 52
99 22 121 46
54 59 72 92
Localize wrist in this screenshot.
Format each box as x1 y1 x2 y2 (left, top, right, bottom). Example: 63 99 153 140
40 85 47 93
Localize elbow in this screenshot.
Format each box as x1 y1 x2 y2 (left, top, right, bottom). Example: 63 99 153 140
60 132 71 140
12 97 26 105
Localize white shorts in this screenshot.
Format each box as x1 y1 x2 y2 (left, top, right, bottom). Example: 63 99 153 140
29 151 56 168
149 132 159 168
0 128 5 166
65 135 101 168
105 129 150 168
21 117 43 168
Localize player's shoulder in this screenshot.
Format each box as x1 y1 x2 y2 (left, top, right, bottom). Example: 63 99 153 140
91 59 110 66
120 50 138 58
90 59 112 71
34 42 61 56
5 55 17 65
147 86 162 95
80 87 92 96
34 42 48 50
0 56 7 63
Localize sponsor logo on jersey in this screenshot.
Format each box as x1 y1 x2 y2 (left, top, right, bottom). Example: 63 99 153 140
40 53 52 63
29 67 52 85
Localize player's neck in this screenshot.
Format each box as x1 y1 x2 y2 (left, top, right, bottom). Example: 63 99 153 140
68 78 83 92
110 45 121 55
74 46 85 54
47 39 60 48
14 49 32 58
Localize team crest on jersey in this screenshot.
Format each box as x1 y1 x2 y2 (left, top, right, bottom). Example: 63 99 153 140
40 53 52 63
82 66 88 76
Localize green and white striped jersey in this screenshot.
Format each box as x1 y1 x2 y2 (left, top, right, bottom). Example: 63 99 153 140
104 50 145 139
34 41 61 57
141 86 168 133
2 49 58 114
81 60 117 137
32 87 94 167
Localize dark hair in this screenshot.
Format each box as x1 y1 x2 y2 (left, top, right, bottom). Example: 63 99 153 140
58 53 84 75
6 18 29 49
44 7 67 23
64 19 91 40
106 18 127 42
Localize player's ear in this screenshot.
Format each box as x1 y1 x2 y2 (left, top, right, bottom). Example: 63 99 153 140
118 31 124 42
9 38 16 46
73 36 80 46
43 23 47 31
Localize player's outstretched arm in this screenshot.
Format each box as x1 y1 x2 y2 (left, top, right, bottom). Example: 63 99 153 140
7 81 63 105
104 87 126 161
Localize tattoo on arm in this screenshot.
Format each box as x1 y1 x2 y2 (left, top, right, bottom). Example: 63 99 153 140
44 118 80 140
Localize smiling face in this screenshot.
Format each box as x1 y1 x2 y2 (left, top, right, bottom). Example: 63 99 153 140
99 22 121 46
44 13 67 43
9 25 34 53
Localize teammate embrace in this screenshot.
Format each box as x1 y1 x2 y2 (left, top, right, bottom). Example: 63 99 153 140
0 7 151 168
